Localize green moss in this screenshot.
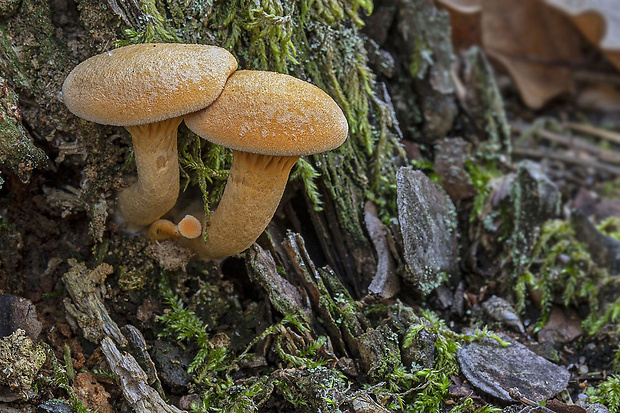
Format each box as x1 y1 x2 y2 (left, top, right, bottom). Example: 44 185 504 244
598 216 620 241
514 218 618 334
289 157 323 211
178 134 231 218
587 374 620 412
158 272 344 410
360 305 507 412
409 38 430 79
117 0 180 45
466 160 501 222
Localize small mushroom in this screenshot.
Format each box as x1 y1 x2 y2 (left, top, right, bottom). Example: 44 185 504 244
62 43 237 226
149 214 202 241
183 70 348 260
177 214 202 239
148 219 180 241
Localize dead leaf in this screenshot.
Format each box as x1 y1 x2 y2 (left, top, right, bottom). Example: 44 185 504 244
546 0 620 70
439 0 584 108
438 0 481 13
480 0 582 108
537 305 583 344
437 0 482 49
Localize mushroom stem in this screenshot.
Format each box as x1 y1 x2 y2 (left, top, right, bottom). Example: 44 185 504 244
189 150 299 260
118 117 182 226
149 219 180 241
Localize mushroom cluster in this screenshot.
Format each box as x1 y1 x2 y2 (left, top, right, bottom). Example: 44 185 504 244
62 43 237 226
63 43 348 260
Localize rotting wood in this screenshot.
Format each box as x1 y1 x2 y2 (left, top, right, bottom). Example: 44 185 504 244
62 259 127 347
100 337 185 413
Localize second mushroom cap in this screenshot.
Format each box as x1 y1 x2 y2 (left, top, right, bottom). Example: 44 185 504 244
184 70 348 156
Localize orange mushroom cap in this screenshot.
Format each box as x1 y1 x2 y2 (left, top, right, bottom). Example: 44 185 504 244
184 70 348 156
62 43 238 126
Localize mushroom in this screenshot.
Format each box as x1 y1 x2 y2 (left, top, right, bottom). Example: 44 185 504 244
183 70 348 260
62 43 237 226
177 214 202 239
149 219 180 241
149 214 202 241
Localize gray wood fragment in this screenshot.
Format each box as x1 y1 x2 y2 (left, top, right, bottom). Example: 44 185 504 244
396 168 460 295
351 394 393 412
482 295 525 334
121 325 164 397
246 244 311 322
62 259 127 346
100 337 185 413
365 201 400 298
458 334 569 402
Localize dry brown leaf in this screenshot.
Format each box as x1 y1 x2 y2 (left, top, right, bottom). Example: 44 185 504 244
438 0 584 108
480 0 582 108
545 0 620 70
437 0 482 49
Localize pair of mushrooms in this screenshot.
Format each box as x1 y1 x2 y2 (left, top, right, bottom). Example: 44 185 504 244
62 43 348 260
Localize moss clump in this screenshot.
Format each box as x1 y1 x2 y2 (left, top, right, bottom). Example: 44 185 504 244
159 273 344 411
0 329 46 393
177 134 231 218
587 374 620 412
360 306 507 412
117 0 180 45
514 218 620 334
466 160 502 222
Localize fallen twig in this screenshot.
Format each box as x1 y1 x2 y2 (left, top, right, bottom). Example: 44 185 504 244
513 147 620 176
513 122 620 165
567 122 620 146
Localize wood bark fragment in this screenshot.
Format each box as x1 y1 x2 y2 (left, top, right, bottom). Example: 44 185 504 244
567 122 620 145
364 201 400 298
62 259 127 347
246 244 312 322
100 337 185 413
513 122 620 165
121 325 165 398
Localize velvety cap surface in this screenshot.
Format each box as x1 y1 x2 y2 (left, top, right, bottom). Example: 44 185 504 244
62 43 238 126
184 70 348 156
